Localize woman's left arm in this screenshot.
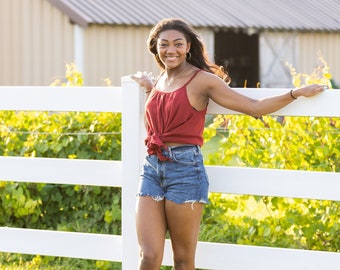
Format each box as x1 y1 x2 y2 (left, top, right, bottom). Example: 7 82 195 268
204 73 325 117
249 84 325 116
250 84 325 116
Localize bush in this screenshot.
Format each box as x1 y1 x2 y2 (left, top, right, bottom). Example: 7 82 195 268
0 63 123 268
200 55 340 252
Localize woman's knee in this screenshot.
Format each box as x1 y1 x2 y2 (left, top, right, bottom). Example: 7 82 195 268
139 248 163 269
173 250 195 270
173 257 194 270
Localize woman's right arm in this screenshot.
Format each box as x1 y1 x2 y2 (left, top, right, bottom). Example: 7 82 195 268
130 72 154 129
130 72 154 96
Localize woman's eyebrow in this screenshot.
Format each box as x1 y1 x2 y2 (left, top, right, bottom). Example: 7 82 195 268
160 38 185 42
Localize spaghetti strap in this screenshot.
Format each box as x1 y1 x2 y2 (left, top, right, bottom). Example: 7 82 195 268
183 69 202 87
153 71 164 87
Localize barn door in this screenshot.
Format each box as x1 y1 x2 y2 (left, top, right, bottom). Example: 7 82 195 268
260 31 298 87
214 31 259 87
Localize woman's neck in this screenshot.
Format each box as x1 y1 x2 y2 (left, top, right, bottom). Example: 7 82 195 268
164 62 190 86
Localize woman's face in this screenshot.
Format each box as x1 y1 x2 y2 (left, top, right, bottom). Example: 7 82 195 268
156 30 190 69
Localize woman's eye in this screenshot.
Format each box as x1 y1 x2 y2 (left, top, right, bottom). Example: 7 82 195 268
175 43 183 47
159 43 168 48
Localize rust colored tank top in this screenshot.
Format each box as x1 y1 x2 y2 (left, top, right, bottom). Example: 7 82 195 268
145 69 206 160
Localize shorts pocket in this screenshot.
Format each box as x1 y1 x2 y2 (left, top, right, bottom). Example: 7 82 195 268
172 150 197 165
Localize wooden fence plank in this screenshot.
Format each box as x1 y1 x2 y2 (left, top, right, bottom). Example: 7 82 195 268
207 89 339 116
194 241 340 270
0 86 122 112
162 239 340 269
206 166 340 201
0 82 339 269
0 156 121 187
0 227 121 261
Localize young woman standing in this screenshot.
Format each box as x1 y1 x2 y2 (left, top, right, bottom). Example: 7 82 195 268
131 18 325 270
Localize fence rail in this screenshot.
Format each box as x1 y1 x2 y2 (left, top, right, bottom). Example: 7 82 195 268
0 78 339 269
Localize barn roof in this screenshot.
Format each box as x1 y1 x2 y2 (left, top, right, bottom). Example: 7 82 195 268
48 0 340 32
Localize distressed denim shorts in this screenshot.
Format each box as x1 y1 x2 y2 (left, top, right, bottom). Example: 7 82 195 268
138 145 209 204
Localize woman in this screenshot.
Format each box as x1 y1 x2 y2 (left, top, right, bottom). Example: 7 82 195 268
131 18 324 270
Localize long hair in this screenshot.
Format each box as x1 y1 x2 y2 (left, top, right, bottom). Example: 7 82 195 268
147 18 231 84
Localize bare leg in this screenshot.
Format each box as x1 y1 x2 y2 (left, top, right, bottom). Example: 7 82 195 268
136 196 167 270
166 200 204 270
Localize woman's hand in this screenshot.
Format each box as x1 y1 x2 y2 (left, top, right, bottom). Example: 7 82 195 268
292 84 327 98
130 71 154 93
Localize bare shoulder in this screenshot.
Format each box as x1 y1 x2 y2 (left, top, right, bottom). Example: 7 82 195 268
193 70 231 95
196 70 221 83
193 71 223 89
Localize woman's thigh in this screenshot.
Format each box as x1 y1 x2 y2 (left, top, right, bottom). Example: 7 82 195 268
165 200 204 261
135 196 167 256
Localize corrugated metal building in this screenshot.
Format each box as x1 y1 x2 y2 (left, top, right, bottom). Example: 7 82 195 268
0 0 339 87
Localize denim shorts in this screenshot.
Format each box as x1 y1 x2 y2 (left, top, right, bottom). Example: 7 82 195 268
138 145 209 204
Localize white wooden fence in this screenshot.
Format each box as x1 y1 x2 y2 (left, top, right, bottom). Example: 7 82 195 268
0 77 339 269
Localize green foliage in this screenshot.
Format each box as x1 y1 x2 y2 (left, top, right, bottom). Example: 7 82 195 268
0 63 122 269
201 56 339 252
0 253 121 269
0 111 122 269
1 60 339 269
201 193 340 252
204 114 340 172
0 111 121 160
201 114 340 252
50 63 84 87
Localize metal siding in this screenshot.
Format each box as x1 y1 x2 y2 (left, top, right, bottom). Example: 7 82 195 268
84 25 158 86
260 31 340 88
0 0 74 86
50 0 340 31
2 0 339 87
0 0 15 85
196 28 215 63
83 25 216 86
297 33 340 87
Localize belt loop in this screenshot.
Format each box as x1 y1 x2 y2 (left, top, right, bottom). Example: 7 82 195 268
196 145 201 153
167 146 173 159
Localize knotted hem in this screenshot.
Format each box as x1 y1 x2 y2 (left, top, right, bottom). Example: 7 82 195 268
145 137 170 161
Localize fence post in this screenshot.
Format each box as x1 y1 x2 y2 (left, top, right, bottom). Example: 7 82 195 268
121 76 146 269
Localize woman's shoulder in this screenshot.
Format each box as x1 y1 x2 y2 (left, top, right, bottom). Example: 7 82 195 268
195 69 225 87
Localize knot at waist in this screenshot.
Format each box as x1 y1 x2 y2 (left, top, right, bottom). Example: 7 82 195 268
145 133 169 161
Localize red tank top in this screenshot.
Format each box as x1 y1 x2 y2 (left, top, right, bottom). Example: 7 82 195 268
145 69 207 160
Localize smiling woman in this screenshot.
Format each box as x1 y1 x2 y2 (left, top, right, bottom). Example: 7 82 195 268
130 17 325 270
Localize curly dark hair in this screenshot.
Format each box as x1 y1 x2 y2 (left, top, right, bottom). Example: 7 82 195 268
147 18 231 84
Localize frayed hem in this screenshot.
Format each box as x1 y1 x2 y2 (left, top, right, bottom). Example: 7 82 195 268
136 194 209 205
137 193 165 202
184 200 208 210
166 198 209 211
184 199 208 204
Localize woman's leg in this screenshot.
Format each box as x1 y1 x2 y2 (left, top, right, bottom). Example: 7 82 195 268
136 196 167 270
166 200 204 270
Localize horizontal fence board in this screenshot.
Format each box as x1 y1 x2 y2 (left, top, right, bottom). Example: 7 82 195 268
0 86 122 112
0 156 122 187
1 87 339 116
1 228 339 268
162 239 340 269
2 157 338 201
206 166 340 201
1 83 339 269
207 89 340 117
0 227 121 261
194 241 340 270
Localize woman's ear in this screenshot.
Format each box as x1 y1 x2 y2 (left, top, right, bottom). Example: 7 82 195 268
187 42 191 52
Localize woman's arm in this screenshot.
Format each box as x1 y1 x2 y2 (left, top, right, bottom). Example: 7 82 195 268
130 72 154 129
203 73 325 117
130 72 154 94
